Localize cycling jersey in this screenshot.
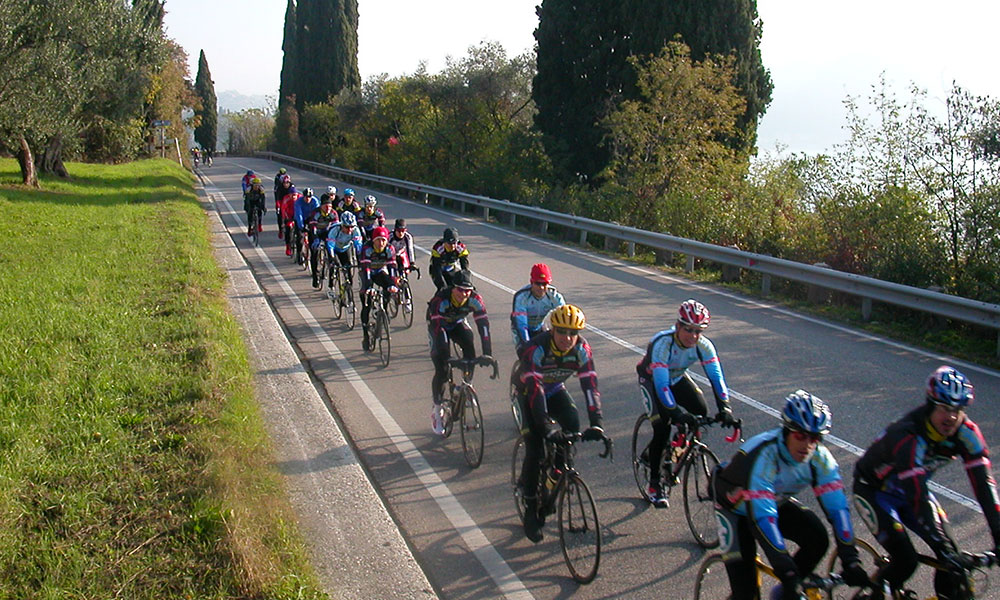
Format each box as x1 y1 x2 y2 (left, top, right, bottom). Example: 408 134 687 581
337 199 362 220
426 287 491 349
636 327 730 415
854 405 1000 551
715 428 858 581
359 207 386 233
515 330 602 431
321 222 362 255
241 174 253 193
243 188 266 214
358 242 396 288
429 239 470 289
510 284 566 349
295 196 321 230
278 189 298 221
389 231 415 270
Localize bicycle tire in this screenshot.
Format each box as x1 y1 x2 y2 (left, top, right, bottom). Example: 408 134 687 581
442 384 456 439
825 538 886 600
344 276 356 331
694 553 732 600
509 362 523 433
388 288 400 319
331 266 344 319
631 414 655 502
682 444 721 548
249 210 259 246
558 472 601 584
511 434 528 522
316 248 327 292
298 234 309 270
460 388 485 468
376 307 391 367
400 280 414 328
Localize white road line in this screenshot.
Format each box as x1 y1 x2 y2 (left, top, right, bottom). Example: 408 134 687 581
205 177 534 600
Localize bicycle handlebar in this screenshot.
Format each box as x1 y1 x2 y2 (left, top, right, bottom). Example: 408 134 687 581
445 356 498 380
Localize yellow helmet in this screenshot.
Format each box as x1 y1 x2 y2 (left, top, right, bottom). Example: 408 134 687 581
549 304 586 331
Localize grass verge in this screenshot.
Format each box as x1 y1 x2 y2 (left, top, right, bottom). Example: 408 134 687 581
0 158 328 599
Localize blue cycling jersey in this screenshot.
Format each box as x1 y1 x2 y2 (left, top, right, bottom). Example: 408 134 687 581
295 196 320 230
323 224 362 254
637 327 729 411
509 284 565 348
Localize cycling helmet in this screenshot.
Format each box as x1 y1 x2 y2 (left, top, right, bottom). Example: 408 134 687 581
327 185 337 195
371 226 390 240
451 269 475 290
246 170 255 176
782 390 832 435
394 218 406 231
278 167 287 174
530 263 552 284
344 188 355 197
549 304 586 331
250 177 261 185
304 187 314 197
280 174 291 184
678 299 710 329
443 228 458 243
340 212 357 227
364 195 377 207
926 366 974 408
320 196 335 206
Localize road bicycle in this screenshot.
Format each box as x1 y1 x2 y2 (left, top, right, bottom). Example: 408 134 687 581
438 356 498 468
827 538 997 600
387 266 419 328
296 227 310 270
247 206 263 247
362 287 391 367
511 429 614 584
695 552 846 600
329 261 356 331
631 413 742 548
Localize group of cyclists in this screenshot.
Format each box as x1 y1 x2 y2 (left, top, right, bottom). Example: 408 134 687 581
241 167 998 600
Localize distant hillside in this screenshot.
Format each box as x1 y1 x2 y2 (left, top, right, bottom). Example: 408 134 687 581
217 90 274 114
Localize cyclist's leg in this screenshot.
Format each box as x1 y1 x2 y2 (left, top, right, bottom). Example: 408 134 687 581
547 387 580 470
908 494 962 598
639 375 670 489
777 499 829 576
718 507 760 600
854 481 920 593
335 250 353 301
429 327 451 405
521 419 545 542
672 372 709 416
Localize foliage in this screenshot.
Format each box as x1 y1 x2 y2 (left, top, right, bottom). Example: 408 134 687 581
223 108 275 155
292 0 360 114
194 50 218 152
147 40 200 164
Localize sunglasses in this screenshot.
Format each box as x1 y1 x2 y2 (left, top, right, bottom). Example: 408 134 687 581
532 281 549 287
679 324 704 335
790 430 822 444
553 327 579 336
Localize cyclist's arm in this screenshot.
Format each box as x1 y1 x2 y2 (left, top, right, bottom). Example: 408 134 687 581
889 433 957 553
470 294 492 357
521 343 550 430
648 337 690 422
575 341 602 429
458 247 470 271
403 233 415 268
510 289 532 346
745 447 799 583
697 337 733 414
957 420 1000 546
358 248 373 287
811 447 861 564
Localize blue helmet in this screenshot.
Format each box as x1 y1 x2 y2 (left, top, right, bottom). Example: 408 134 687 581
344 188 355 197
782 390 832 435
926 366 974 408
246 170 255 176
340 211 357 227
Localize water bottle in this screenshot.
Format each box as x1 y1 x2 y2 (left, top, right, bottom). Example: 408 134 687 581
544 467 559 493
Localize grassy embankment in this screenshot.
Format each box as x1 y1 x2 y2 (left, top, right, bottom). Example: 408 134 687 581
0 158 328 599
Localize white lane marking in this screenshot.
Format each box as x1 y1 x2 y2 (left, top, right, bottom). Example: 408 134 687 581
206 176 534 600
248 165 986 516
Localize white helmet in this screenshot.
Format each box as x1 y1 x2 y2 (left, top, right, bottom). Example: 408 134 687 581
365 195 377 208
327 185 337 195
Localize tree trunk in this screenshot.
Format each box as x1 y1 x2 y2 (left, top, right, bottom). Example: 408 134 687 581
41 135 70 178
17 134 38 187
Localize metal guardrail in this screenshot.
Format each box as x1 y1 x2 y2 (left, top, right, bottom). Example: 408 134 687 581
257 151 1000 357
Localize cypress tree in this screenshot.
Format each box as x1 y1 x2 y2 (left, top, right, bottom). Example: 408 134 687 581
293 0 360 114
194 50 218 152
276 0 299 151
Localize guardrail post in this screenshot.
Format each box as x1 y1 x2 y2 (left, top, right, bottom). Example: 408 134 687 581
807 263 832 304
685 255 695 273
483 207 490 221
722 246 741 282
509 213 516 228
540 221 548 234
604 236 614 251
422 192 429 204
627 241 635 257
861 297 873 321
655 249 673 265
579 231 587 245
761 274 771 295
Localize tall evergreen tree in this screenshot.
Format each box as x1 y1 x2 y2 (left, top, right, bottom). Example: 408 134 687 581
194 50 218 152
275 0 299 151
293 0 360 114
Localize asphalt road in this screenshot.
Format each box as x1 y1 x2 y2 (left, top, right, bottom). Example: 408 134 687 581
204 158 1000 600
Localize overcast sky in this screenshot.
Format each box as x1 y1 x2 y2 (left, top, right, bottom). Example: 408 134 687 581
162 0 1000 156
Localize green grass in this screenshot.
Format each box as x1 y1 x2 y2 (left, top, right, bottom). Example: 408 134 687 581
0 159 328 599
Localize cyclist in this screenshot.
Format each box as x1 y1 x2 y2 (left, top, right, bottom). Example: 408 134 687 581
308 198 343 288
429 227 470 290
853 366 1000 600
278 184 300 255
358 226 398 350
426 269 492 435
243 177 267 236
273 167 288 207
636 299 738 508
389 218 416 274
275 174 294 234
294 188 322 263
359 195 386 241
320 185 338 205
513 304 605 543
510 263 566 355
713 391 872 600
322 210 363 296
337 188 363 221
241 169 255 194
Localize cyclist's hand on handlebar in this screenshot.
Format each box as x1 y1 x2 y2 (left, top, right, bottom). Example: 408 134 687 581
840 560 872 589
545 428 575 444
674 412 698 429
581 426 605 442
716 409 739 428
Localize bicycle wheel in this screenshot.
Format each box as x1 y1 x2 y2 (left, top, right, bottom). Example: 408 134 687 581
683 445 721 548
331 267 344 319
509 362 523 433
299 235 309 270
344 277 356 331
442 385 456 439
825 538 885 600
400 280 414 328
316 248 327 292
558 472 601 584
249 211 259 246
375 308 391 367
631 414 654 502
460 388 484 468
511 435 528 522
694 553 733 600
388 287 400 319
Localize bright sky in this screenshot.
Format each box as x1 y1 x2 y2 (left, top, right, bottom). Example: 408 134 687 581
162 0 1000 156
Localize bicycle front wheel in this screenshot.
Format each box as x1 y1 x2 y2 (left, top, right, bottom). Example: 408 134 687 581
400 280 414 328
558 473 601 584
631 414 654 502
344 276 357 331
825 537 885 600
316 249 327 292
375 308 391 367
683 445 721 548
460 388 484 468
511 435 528 522
509 362 523 433
694 553 732 600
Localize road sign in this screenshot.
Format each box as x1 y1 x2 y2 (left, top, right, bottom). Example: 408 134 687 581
151 120 171 127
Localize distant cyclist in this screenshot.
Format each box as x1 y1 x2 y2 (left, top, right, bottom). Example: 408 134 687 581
359 195 386 240
308 198 343 289
243 177 266 237
241 169 255 194
337 188 363 221
321 210 363 296
320 185 338 206
853 366 1000 600
510 263 566 355
275 174 294 233
294 188 322 262
713 391 872 600
429 227 470 290
388 218 416 274
273 167 288 207
635 299 737 508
